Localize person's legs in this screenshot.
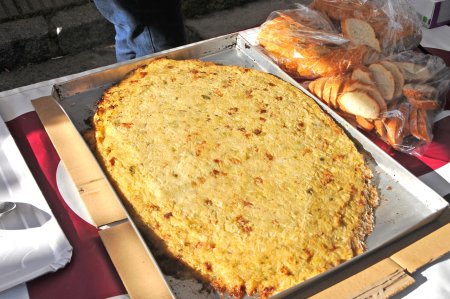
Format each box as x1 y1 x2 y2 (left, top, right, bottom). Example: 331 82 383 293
93 0 186 62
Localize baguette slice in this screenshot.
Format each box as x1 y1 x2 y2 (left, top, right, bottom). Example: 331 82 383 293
417 109 432 142
409 106 419 140
309 77 330 105
344 80 387 113
398 102 411 137
374 119 387 139
322 77 335 106
342 18 381 52
393 62 432 82
403 83 440 110
330 75 348 109
355 116 374 131
369 63 395 101
380 61 405 98
352 66 375 85
384 116 403 147
405 97 440 110
402 83 439 100
338 89 380 119
308 80 317 94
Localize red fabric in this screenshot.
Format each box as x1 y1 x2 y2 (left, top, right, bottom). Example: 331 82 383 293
6 112 126 299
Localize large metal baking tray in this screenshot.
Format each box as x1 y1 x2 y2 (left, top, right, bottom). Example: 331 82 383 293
50 32 448 298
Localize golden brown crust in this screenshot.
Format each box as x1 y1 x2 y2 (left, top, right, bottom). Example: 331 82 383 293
92 58 379 298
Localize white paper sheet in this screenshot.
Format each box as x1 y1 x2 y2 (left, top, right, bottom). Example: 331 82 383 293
0 114 72 292
421 26 450 51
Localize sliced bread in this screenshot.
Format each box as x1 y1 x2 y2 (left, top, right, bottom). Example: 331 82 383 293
417 109 432 142
402 83 439 100
398 102 410 137
402 84 440 110
355 116 374 131
384 117 403 147
374 119 387 139
338 89 380 119
368 63 395 101
351 66 375 85
322 77 335 106
344 80 387 113
330 75 347 109
341 18 381 52
392 62 432 82
380 61 405 98
409 106 419 140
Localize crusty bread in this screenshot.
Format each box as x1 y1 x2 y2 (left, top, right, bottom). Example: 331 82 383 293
398 102 411 137
352 66 375 85
338 89 380 119
330 75 348 108
341 18 381 52
368 63 395 101
311 77 329 104
311 0 385 23
355 116 374 131
380 61 405 98
409 106 419 140
403 83 441 110
374 119 387 139
417 109 432 142
384 116 403 147
322 77 335 105
344 80 387 113
402 83 439 100
393 62 432 82
405 97 440 110
410 107 432 142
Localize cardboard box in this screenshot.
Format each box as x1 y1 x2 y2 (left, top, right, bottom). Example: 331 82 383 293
33 96 450 298
412 0 450 28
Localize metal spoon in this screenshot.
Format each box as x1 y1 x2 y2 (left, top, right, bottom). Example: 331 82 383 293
0 201 16 218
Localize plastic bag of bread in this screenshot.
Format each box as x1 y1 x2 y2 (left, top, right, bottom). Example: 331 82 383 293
307 50 450 154
257 4 373 79
310 0 422 55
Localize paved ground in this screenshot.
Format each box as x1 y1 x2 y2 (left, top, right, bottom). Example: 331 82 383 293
0 0 300 92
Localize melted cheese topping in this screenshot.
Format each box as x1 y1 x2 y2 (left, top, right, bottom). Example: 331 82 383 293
93 58 378 298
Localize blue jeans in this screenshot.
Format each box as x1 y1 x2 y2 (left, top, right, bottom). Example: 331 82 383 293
93 0 186 62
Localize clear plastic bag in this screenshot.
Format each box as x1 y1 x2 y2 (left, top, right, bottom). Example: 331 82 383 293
257 1 422 79
257 5 372 79
310 0 422 54
307 51 450 155
375 51 450 154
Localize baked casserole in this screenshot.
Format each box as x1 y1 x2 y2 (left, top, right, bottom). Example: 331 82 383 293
91 58 379 298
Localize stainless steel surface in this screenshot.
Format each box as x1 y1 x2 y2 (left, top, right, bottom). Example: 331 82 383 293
0 201 16 218
50 32 448 298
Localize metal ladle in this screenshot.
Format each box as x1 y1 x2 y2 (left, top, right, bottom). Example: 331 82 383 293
0 201 16 218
